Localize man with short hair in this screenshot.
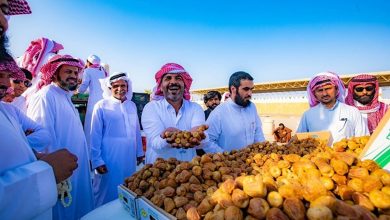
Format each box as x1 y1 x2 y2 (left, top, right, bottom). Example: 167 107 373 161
27 54 94 220
8 68 32 112
203 90 221 120
273 123 292 143
0 1 78 219
78 54 107 147
142 63 219 164
345 74 389 134
90 72 144 207
297 72 369 143
206 71 265 152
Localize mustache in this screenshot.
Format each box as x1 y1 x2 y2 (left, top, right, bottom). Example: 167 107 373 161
66 77 77 81
168 84 181 89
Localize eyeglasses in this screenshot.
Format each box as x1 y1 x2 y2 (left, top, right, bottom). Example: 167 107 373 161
354 86 374 93
12 79 32 88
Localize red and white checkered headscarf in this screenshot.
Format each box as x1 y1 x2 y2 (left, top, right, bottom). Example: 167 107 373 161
153 63 193 101
8 0 31 15
345 74 388 134
307 71 346 107
38 54 83 89
0 58 26 80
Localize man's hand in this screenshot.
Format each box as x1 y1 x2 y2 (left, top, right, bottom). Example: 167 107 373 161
160 127 180 138
40 149 78 183
137 156 145 165
96 165 108 174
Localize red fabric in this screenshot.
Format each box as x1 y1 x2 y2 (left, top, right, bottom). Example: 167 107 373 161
38 54 84 89
8 0 31 15
20 38 64 77
345 74 389 134
154 63 193 100
0 58 25 80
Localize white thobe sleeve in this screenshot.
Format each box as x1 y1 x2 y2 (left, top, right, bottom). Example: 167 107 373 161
204 109 224 153
352 109 370 137
13 106 51 152
0 161 57 220
254 111 265 142
27 94 57 146
90 104 105 169
297 112 309 133
141 103 170 150
78 72 90 94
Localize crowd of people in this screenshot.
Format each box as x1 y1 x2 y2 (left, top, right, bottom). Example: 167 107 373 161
0 1 389 220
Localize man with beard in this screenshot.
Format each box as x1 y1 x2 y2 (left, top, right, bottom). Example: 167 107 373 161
203 90 221 120
0 1 79 219
297 71 368 143
206 71 265 151
90 72 143 207
142 63 220 164
27 54 94 220
345 74 388 134
6 68 32 113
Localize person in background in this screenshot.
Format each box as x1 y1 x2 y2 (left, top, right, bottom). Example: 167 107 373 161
207 71 265 152
273 123 292 143
0 1 78 219
297 71 369 143
77 54 107 147
345 74 389 134
142 63 220 164
203 90 222 120
8 68 32 112
27 54 94 220
90 72 144 207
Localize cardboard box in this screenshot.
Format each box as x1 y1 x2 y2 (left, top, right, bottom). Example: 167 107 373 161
118 185 139 219
137 196 176 220
294 130 333 146
359 110 390 171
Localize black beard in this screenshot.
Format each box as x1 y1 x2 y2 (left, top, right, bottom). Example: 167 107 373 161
234 90 251 107
353 92 375 105
0 34 11 60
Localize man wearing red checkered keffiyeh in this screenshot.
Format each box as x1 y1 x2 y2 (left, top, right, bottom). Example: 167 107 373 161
345 74 389 134
27 53 94 220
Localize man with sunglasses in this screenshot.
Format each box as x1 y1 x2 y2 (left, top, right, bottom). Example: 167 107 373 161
346 74 389 134
297 72 368 143
9 68 32 112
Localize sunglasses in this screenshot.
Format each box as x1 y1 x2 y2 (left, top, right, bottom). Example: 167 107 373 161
13 79 32 88
354 86 374 92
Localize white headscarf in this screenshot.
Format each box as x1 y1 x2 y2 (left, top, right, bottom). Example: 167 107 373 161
100 72 133 100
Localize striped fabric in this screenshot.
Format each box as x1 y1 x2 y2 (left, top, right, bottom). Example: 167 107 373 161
0 58 26 80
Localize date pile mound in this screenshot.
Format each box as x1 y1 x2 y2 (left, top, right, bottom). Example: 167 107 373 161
162 125 208 149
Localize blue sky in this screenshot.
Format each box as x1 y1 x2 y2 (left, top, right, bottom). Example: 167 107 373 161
7 0 390 92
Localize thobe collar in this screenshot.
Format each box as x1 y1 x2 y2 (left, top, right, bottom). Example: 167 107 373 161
51 83 74 99
319 100 339 111
163 98 187 112
109 96 128 104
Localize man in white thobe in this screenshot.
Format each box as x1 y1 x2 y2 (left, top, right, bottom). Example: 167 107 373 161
142 63 220 164
297 71 369 143
27 54 94 220
77 54 107 147
0 3 78 218
206 71 265 152
90 72 144 207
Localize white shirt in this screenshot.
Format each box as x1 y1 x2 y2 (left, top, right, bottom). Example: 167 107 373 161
11 95 27 113
142 99 211 164
2 102 51 152
78 67 107 147
206 99 265 152
0 103 57 220
27 83 94 220
297 101 369 143
90 97 144 206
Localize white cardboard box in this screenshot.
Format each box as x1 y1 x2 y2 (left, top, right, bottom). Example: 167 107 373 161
118 185 139 219
137 197 176 220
